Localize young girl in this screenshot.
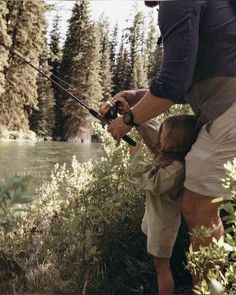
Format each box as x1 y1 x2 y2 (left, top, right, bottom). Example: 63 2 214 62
127 114 197 295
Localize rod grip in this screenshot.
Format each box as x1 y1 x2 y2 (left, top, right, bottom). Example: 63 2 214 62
122 135 136 146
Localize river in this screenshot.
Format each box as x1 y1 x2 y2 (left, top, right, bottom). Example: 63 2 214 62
0 141 103 188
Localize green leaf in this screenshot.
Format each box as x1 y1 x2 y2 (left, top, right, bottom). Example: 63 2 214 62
223 202 235 215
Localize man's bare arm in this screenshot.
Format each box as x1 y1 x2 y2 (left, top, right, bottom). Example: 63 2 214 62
131 91 174 124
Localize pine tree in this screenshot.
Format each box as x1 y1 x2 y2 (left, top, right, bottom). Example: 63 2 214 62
129 11 148 89
145 13 160 82
48 14 62 138
49 14 61 79
84 24 103 104
30 43 55 138
110 23 118 72
0 0 11 97
58 0 102 142
148 42 162 82
132 53 148 88
0 0 46 132
97 16 112 101
112 34 131 94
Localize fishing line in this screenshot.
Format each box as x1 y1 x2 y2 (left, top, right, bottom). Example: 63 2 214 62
0 41 136 146
50 73 100 107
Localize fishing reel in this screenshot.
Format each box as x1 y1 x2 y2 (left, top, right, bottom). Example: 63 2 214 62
98 99 137 146
98 100 124 122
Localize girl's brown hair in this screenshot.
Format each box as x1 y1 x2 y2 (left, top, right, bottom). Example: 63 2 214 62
154 114 197 167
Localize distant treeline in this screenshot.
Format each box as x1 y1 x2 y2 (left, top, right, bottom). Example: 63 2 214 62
0 0 162 142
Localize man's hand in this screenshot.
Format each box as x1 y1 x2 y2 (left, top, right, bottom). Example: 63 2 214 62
110 89 148 108
115 97 130 115
110 90 136 107
107 116 131 141
107 89 174 143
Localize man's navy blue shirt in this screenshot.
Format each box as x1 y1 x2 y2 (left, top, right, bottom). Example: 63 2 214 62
150 1 236 103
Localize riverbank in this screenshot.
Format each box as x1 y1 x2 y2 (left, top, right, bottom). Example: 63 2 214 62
0 126 102 143
0 126 37 142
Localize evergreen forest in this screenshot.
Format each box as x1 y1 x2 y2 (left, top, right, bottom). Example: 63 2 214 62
0 0 162 142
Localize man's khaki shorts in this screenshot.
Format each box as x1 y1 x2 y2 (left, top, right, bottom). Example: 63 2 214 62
184 100 236 198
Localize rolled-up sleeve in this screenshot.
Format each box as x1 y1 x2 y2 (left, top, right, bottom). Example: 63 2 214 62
127 155 185 196
136 120 160 153
150 1 205 103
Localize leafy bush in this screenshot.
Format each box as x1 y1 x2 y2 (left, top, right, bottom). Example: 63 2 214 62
0 125 157 294
0 125 10 140
0 175 33 230
186 158 236 294
0 175 33 291
0 119 196 294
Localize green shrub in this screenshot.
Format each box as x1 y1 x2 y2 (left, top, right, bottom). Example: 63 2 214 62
0 125 10 140
0 125 157 294
0 175 33 291
0 175 33 230
186 158 236 294
0 118 197 294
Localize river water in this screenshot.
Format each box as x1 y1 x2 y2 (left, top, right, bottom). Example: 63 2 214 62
0 141 103 187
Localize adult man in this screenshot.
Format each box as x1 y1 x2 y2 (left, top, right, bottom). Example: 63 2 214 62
108 0 236 260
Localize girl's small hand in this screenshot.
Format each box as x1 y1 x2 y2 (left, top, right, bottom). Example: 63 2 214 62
129 144 140 157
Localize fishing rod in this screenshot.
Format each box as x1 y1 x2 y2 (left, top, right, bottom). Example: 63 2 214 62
0 41 136 146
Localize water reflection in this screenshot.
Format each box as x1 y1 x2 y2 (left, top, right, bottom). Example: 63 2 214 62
0 141 103 186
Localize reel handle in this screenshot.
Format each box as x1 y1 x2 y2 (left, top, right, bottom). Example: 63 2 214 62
122 135 136 146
